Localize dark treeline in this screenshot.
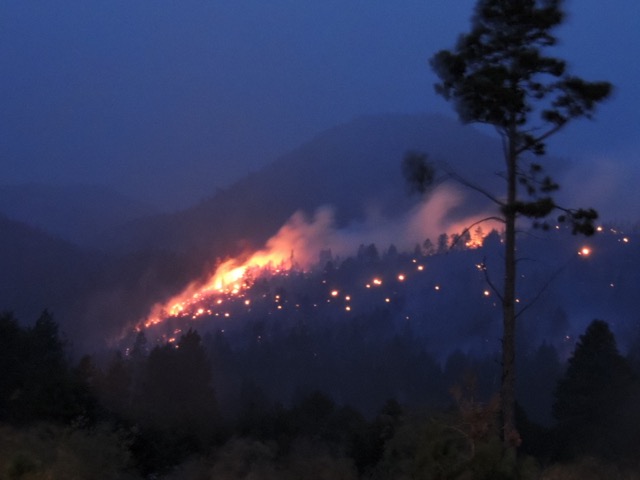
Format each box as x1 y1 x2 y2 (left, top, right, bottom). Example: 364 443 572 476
3 310 640 478
139 223 640 367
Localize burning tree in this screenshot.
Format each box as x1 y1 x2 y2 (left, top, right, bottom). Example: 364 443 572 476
428 0 611 447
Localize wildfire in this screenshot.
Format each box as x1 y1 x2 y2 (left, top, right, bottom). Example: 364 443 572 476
143 249 295 329
137 202 501 332
140 209 341 329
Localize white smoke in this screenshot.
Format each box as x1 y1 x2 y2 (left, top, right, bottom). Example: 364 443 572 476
138 184 500 330
261 184 499 267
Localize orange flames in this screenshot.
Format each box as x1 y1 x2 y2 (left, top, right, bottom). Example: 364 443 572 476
139 188 499 330
143 245 297 329
141 209 335 328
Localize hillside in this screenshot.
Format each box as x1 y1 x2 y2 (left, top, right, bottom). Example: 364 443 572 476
100 113 504 257
0 213 105 325
0 113 587 351
124 222 640 425
0 183 158 249
136 223 640 357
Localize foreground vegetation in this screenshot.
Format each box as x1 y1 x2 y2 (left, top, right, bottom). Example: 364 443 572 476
2 311 640 479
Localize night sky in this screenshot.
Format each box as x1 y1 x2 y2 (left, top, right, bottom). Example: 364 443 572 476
2 0 638 213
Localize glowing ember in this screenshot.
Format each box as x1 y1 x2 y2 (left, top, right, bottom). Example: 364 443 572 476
579 246 592 256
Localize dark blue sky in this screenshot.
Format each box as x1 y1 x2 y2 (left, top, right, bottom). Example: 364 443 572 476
1 0 638 212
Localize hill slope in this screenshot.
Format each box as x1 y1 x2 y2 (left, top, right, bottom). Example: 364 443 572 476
103 113 503 256
0 183 158 248
2 113 576 350
0 213 104 325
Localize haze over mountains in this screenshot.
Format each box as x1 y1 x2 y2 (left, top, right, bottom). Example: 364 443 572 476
1 113 637 352
92 113 504 255
0 183 158 248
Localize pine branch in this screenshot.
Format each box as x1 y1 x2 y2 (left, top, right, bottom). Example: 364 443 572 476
515 122 565 156
479 256 504 304
445 170 505 207
448 216 505 251
515 263 567 319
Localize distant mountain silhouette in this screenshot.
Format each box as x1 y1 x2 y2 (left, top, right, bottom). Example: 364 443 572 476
0 210 202 350
0 183 158 249
2 113 583 351
102 113 503 258
0 213 105 325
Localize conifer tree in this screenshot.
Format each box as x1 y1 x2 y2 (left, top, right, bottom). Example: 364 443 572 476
429 0 611 446
553 320 640 460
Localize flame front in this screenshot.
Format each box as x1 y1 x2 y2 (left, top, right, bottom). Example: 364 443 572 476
142 250 295 329
138 192 499 331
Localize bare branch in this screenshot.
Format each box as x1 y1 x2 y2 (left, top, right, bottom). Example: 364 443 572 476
515 264 566 319
445 169 505 207
515 123 565 156
448 216 505 251
479 256 504 303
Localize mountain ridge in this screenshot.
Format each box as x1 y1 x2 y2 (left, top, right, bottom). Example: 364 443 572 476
99 113 504 256
1 112 581 351
0 182 158 249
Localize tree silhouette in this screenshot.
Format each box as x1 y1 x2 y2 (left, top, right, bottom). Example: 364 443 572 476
516 342 561 426
0 311 95 424
553 320 640 460
137 329 217 432
0 312 24 420
429 0 611 447
130 329 218 473
97 351 134 419
15 311 74 422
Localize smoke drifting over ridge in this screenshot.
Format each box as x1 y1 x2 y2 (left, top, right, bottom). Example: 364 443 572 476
141 184 499 330
249 185 493 263
302 185 497 261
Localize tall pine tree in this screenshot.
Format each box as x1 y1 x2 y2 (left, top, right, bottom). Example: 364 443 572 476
430 0 611 447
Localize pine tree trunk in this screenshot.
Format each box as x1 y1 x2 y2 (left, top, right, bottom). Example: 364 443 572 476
501 135 519 449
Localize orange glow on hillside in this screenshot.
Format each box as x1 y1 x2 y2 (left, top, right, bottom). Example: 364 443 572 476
142 250 295 328
138 199 498 331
